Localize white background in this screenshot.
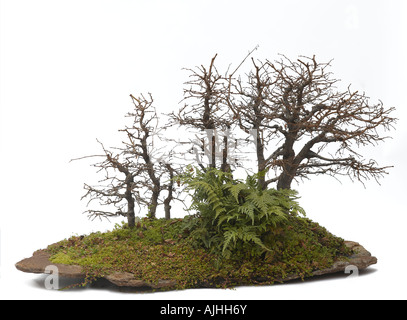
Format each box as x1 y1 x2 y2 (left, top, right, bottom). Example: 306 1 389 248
1 0 406 300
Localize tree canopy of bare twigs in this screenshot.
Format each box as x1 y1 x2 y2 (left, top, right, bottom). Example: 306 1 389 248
167 54 235 172
73 94 181 227
74 52 396 227
71 139 140 228
225 54 397 190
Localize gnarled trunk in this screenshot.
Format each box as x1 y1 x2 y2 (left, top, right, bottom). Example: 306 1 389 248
124 172 136 228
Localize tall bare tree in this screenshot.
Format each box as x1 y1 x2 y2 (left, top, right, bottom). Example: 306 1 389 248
225 58 276 189
226 55 397 189
168 54 233 171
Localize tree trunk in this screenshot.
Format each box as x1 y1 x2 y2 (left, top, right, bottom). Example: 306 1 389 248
142 148 161 219
127 202 136 229
276 172 294 190
163 164 175 220
276 128 297 190
164 201 171 220
210 134 216 169
149 188 160 219
256 130 267 190
220 134 230 172
124 172 136 228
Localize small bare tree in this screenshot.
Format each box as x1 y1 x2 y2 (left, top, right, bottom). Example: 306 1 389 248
72 140 141 228
75 93 180 225
119 93 162 218
121 93 181 219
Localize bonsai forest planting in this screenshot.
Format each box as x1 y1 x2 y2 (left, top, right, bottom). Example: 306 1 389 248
16 54 396 291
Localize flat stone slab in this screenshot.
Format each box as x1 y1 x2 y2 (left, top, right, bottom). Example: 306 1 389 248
15 240 377 290
274 240 377 282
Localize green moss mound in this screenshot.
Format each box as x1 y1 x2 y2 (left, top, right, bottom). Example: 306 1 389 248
47 216 352 290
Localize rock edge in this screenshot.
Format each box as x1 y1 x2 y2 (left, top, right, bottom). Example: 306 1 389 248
15 240 377 290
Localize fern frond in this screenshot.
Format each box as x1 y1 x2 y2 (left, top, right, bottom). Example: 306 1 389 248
222 230 237 254
238 202 256 225
180 167 305 260
226 182 247 203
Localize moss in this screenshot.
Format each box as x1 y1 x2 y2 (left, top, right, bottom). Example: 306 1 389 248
47 216 352 290
49 252 77 265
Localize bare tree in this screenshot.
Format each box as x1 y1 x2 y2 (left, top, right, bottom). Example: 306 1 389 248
226 55 397 189
75 54 396 228
225 58 276 189
75 93 180 224
168 54 233 171
72 140 141 228
121 93 173 219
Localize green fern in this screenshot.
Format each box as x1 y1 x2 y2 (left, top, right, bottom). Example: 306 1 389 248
179 167 306 260
226 183 247 203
